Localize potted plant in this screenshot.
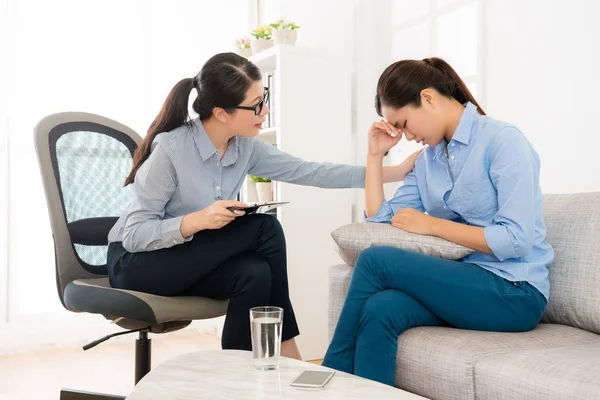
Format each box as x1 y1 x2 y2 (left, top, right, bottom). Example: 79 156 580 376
234 36 252 58
250 25 273 55
270 19 300 45
250 175 272 202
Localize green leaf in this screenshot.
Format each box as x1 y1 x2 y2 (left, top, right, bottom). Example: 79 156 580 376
249 175 271 183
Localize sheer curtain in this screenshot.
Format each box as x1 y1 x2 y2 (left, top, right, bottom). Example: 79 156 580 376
1 0 252 346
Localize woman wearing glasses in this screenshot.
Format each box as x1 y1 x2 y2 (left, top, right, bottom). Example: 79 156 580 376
107 53 418 359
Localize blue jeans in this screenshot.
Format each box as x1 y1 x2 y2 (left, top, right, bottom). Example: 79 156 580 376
322 246 547 386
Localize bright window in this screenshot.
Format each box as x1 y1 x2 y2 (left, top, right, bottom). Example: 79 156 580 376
2 0 252 322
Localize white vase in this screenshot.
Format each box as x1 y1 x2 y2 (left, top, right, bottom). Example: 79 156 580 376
273 29 298 45
250 39 274 55
245 179 258 203
255 182 273 203
235 47 252 58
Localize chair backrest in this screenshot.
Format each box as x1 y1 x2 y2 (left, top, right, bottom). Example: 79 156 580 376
34 112 141 309
542 192 600 334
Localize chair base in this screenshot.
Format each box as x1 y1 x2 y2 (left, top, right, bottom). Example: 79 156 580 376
135 331 151 384
60 331 152 399
60 389 126 400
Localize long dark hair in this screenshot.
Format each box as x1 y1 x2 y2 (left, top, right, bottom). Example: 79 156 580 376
375 57 485 117
124 52 262 186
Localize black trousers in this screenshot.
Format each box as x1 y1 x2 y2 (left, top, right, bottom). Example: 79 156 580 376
107 213 300 350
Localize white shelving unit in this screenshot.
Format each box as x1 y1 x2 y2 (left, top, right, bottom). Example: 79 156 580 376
258 126 277 139
245 45 354 360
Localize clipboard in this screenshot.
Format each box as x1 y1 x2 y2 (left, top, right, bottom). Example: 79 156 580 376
227 201 289 215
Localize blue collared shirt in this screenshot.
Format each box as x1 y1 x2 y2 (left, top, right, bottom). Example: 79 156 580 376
366 102 554 300
108 118 366 253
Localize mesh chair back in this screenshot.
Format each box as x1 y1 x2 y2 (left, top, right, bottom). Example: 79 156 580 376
34 113 141 309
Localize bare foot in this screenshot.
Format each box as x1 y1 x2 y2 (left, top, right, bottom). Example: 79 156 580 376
281 338 302 360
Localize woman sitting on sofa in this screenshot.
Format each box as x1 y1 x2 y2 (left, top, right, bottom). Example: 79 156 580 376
323 57 554 386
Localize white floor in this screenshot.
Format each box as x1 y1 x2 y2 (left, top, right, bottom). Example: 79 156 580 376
0 331 222 400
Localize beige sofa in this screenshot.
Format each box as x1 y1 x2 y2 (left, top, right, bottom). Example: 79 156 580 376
328 193 600 400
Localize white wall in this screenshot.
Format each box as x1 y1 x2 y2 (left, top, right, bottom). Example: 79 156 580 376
259 0 356 58
353 0 398 220
0 0 8 328
484 0 600 193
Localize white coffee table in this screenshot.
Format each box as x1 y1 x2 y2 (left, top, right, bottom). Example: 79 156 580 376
125 350 428 399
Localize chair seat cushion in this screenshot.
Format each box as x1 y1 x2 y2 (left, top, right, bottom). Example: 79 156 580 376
474 342 600 400
65 278 228 325
396 323 600 400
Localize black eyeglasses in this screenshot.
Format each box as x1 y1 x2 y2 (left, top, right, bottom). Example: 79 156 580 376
233 87 270 116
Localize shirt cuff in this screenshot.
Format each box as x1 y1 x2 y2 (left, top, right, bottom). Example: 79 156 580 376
351 166 367 188
483 224 518 261
161 216 187 247
364 200 393 223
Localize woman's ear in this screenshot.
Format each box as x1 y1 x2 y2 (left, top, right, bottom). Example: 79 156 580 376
212 107 229 124
420 88 437 109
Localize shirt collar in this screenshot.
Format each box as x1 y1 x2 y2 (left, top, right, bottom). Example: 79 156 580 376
221 135 239 167
433 102 477 159
192 118 239 166
450 102 477 145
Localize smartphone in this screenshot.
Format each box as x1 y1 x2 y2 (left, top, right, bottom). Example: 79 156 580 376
289 370 335 389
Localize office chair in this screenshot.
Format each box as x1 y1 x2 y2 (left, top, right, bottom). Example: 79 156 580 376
34 113 228 400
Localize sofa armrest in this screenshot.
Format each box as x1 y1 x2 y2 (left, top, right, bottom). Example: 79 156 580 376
328 264 354 342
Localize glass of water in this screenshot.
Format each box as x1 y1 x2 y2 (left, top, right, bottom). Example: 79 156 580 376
250 306 283 370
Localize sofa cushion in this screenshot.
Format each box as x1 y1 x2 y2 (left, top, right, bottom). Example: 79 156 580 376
395 324 600 400
542 193 600 334
331 222 475 266
474 343 600 400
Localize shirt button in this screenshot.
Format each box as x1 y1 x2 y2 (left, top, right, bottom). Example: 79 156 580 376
216 186 221 190
172 239 177 244
450 155 455 160
443 205 447 210
449 142 454 147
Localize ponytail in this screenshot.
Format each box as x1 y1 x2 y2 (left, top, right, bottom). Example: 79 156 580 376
376 57 485 117
421 57 485 115
124 77 195 186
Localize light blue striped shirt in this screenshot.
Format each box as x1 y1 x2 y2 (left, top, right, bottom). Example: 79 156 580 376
367 102 554 300
108 118 366 253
